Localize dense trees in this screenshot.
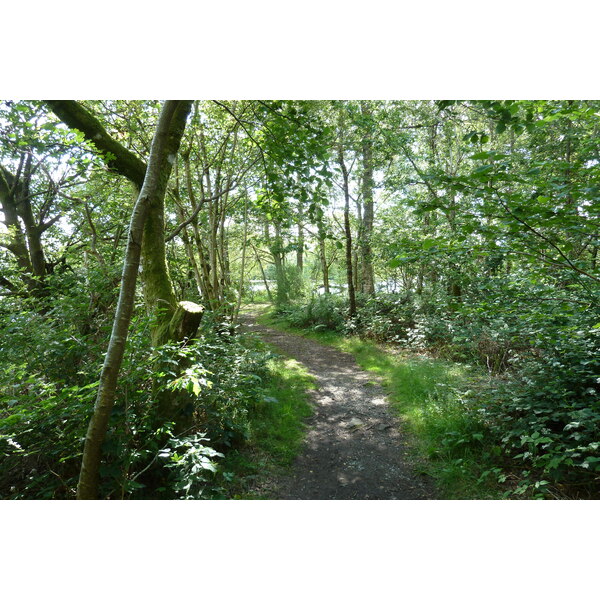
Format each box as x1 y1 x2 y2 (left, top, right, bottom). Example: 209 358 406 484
1 99 598 498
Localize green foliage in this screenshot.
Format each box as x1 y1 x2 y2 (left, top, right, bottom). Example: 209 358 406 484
159 433 224 499
275 276 600 496
263 314 506 499
2 99 599 500
219 355 315 497
0 267 120 498
253 100 332 214
157 329 271 452
106 324 275 499
0 275 274 498
275 294 347 332
354 293 416 343
271 263 307 307
478 319 600 497
0 375 96 498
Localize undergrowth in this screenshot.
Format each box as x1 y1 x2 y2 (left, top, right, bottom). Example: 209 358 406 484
258 306 514 499
219 354 315 498
0 294 315 499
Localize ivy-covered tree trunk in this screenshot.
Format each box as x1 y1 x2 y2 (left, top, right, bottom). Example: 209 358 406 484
76 101 192 499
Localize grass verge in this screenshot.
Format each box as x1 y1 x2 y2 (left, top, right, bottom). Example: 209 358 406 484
257 307 510 499
220 351 315 499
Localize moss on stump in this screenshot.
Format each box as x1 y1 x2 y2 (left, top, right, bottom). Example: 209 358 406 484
152 300 204 347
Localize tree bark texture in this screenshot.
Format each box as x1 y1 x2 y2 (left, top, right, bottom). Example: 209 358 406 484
0 155 56 299
337 146 357 318
359 102 375 295
296 202 304 272
317 218 330 294
76 101 192 499
46 100 199 345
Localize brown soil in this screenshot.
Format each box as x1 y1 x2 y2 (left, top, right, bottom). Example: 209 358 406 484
241 315 437 500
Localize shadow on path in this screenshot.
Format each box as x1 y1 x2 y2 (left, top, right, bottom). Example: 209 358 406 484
241 314 436 500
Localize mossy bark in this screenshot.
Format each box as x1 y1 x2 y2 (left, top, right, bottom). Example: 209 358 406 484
49 100 218 494
153 300 204 346
45 100 146 187
141 191 178 342
76 101 192 499
155 301 204 433
47 100 199 343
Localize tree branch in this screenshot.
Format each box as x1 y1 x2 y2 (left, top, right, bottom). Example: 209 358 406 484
44 100 147 187
165 186 236 242
490 187 600 285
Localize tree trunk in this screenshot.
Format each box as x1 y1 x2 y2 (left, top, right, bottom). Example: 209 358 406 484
233 194 249 322
296 202 304 272
182 152 215 304
317 217 330 294
0 156 50 297
270 221 288 305
359 101 375 295
46 100 201 347
173 195 203 298
77 101 192 499
252 244 274 303
337 145 357 318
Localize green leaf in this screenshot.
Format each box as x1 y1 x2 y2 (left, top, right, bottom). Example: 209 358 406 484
470 151 494 160
388 255 414 268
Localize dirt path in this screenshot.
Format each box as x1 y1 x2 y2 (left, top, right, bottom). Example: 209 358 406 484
242 315 436 500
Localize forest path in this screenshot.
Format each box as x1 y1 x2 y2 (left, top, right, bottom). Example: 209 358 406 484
240 313 436 500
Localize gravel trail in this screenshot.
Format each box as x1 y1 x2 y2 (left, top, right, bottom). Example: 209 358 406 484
242 315 436 500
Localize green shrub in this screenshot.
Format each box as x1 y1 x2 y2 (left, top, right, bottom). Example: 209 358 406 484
0 288 273 499
355 293 416 342
478 322 600 497
275 294 348 332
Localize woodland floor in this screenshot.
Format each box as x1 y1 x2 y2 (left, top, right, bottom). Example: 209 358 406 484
240 313 436 500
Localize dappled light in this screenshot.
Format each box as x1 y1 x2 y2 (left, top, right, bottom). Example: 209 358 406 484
1 100 598 500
